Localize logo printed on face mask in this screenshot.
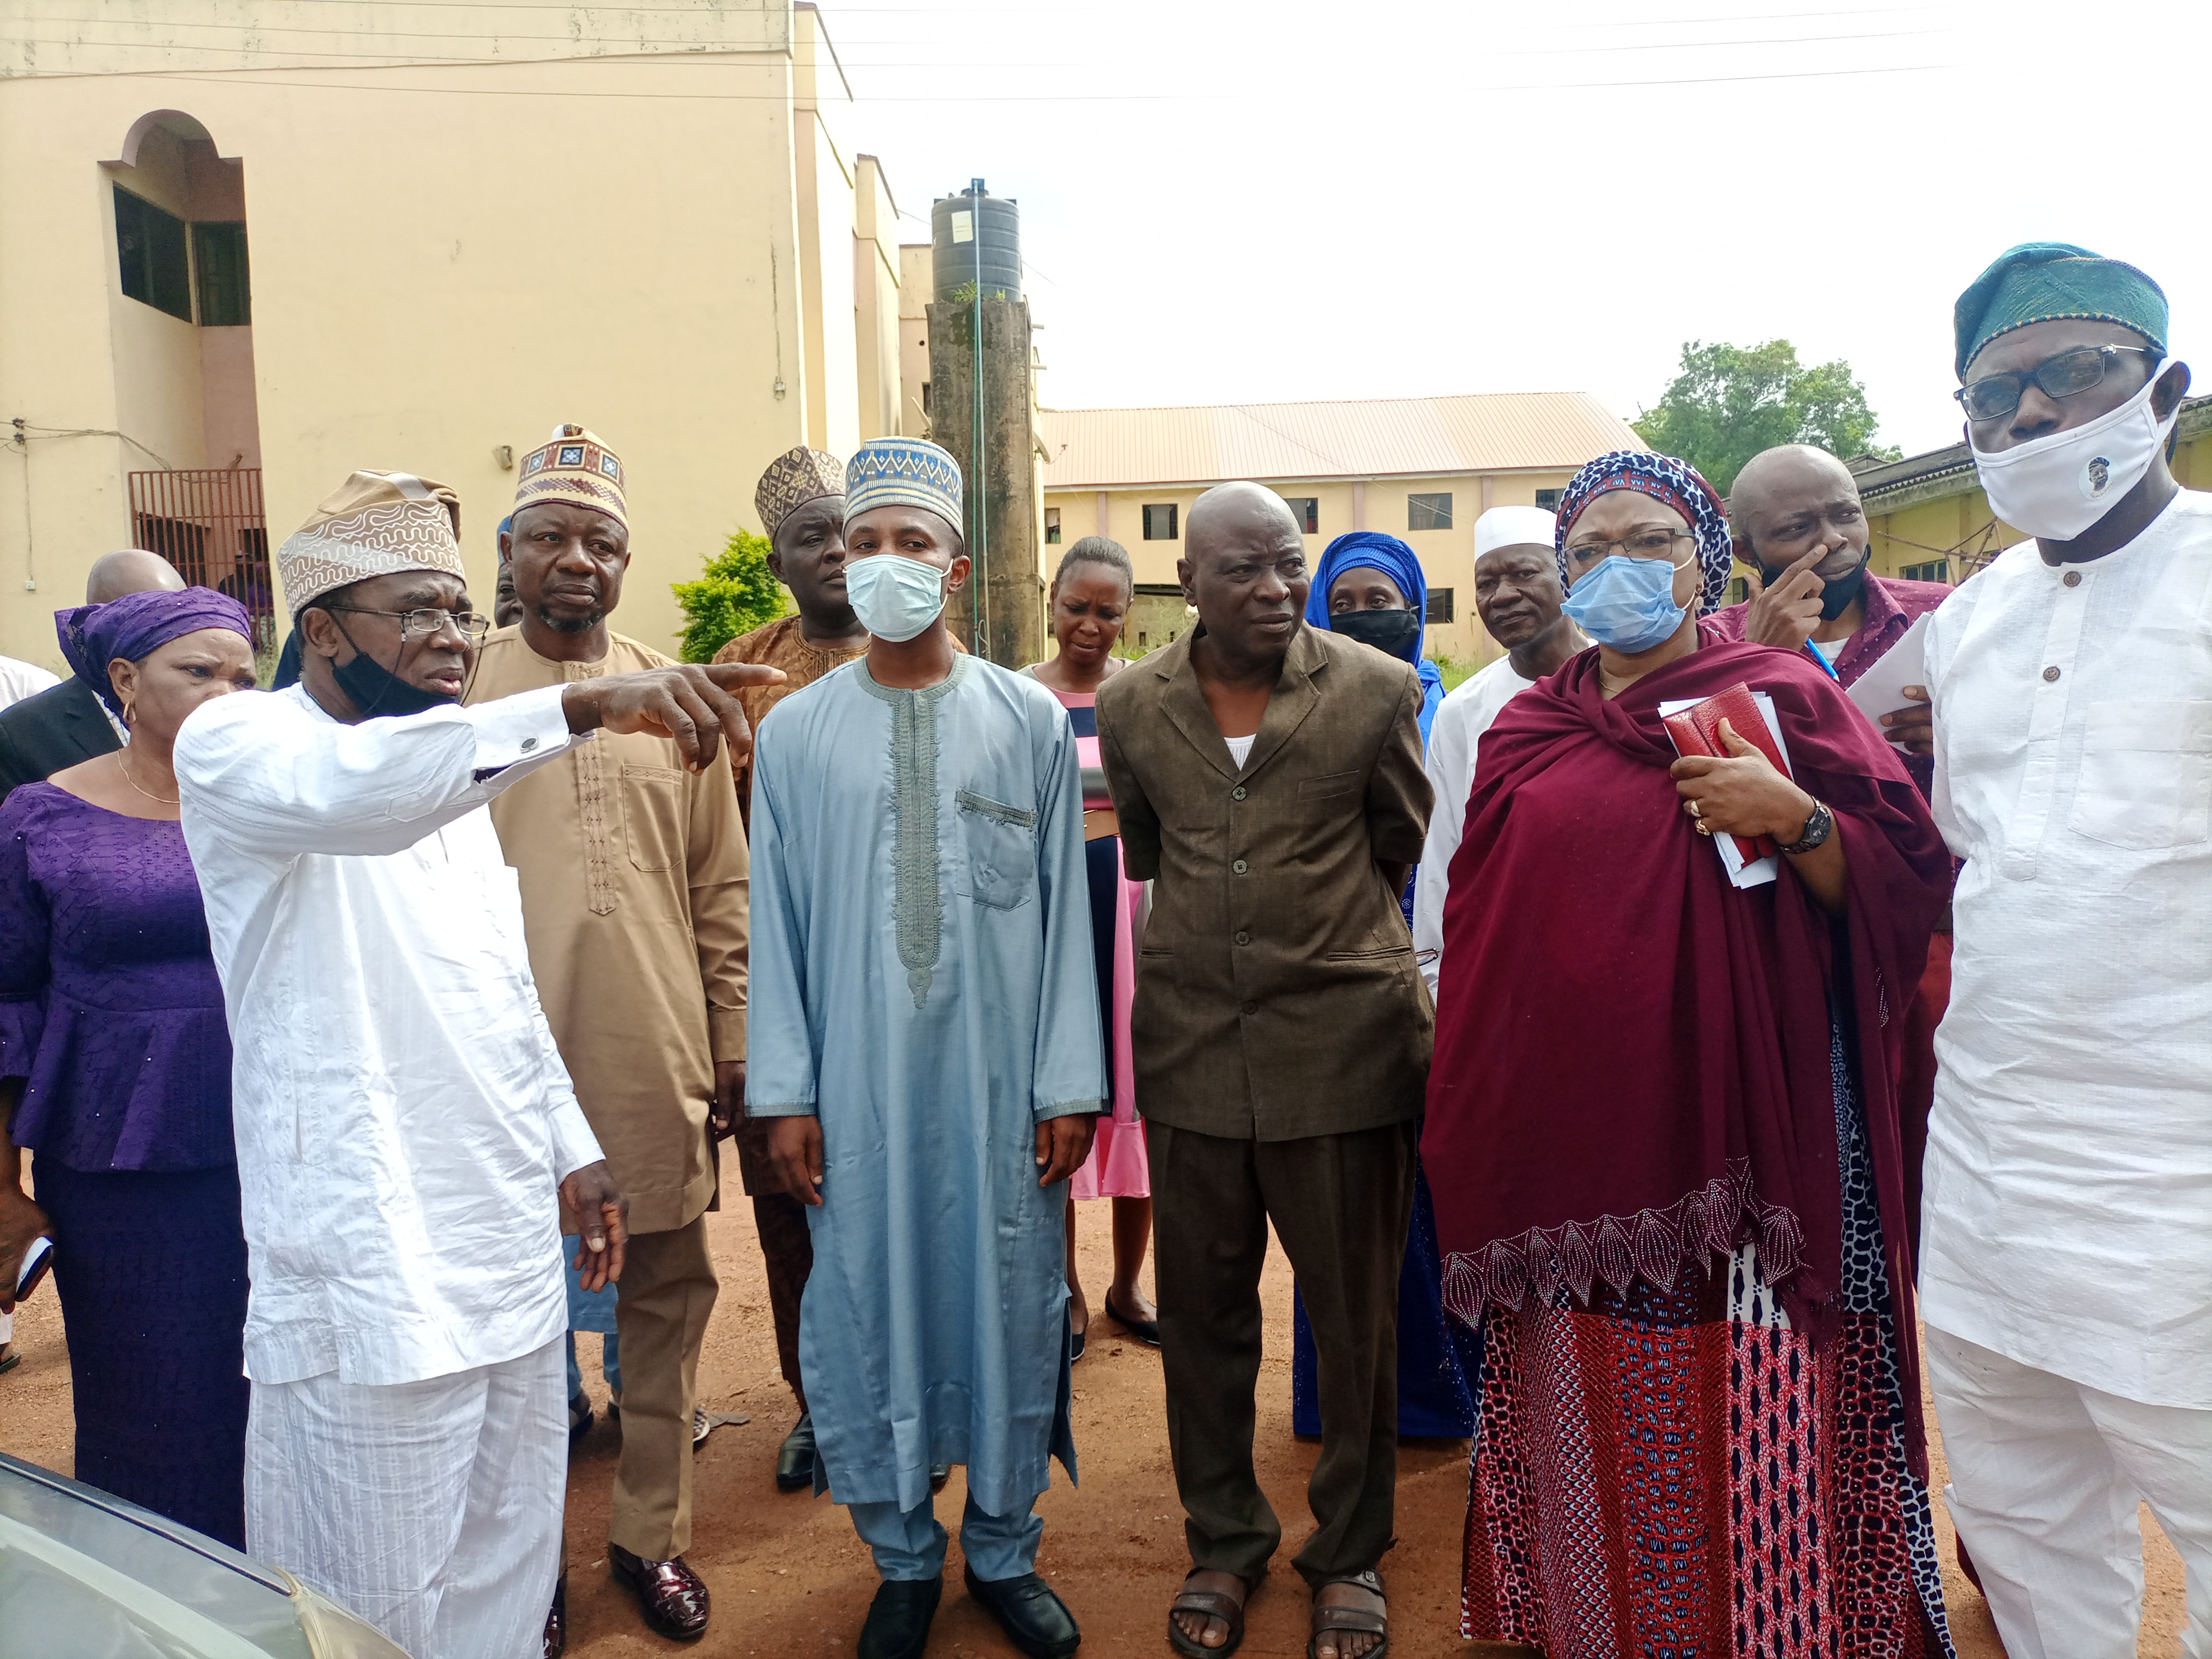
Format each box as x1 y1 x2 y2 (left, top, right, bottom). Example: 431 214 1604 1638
1971 368 2176 540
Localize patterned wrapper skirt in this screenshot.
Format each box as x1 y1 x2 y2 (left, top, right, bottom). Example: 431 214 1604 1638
1458 1032 1955 1658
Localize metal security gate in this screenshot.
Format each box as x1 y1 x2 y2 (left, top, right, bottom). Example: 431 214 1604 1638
127 467 272 642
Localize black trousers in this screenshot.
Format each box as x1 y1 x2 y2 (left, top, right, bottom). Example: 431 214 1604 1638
1148 1117 1418 1586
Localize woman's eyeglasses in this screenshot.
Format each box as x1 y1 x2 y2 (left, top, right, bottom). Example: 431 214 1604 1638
1956 345 2160 423
1562 528 1694 567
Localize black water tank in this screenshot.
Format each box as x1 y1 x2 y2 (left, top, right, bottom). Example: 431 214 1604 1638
931 178 1021 304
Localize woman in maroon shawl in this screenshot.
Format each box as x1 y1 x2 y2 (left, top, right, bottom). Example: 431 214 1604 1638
1424 450 1957 1656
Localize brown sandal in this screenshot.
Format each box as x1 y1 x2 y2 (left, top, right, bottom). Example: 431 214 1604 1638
1307 1570 1388 1659
1168 1568 1255 1659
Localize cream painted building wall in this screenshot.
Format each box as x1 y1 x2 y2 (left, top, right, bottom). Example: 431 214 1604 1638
0 1 907 667
1051 470 1578 666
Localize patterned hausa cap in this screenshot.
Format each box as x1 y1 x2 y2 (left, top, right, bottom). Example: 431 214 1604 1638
276 470 465 616
845 436 964 535
513 423 628 530
755 445 846 540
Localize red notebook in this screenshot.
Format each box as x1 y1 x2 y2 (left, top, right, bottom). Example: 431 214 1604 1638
1662 682 1793 864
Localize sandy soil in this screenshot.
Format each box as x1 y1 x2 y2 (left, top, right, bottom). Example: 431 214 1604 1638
1 1192 2187 1658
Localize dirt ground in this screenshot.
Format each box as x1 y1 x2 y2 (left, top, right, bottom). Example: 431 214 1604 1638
1 1191 2188 1658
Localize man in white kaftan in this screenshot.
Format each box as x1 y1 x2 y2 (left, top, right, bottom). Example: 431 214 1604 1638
174 470 777 1659
1410 506 1579 997
1922 243 2212 1659
748 438 1104 1659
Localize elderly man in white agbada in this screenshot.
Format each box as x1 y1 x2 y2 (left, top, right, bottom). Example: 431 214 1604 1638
172 470 780 1659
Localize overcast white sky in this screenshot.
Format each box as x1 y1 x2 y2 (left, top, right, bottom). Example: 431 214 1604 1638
828 0 2210 458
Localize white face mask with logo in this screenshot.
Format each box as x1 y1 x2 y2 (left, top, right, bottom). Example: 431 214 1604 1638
1970 368 2177 541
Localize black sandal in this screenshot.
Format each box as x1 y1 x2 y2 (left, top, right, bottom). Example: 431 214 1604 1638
1307 1570 1387 1659
1168 1568 1255 1659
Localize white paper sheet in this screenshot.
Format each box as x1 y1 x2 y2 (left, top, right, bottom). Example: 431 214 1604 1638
1844 612 1932 745
1660 691 1792 890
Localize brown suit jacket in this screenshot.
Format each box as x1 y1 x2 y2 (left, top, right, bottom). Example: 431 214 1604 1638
1095 623 1434 1141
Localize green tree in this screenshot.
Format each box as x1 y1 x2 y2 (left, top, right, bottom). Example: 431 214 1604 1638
1632 339 1901 496
671 527 788 663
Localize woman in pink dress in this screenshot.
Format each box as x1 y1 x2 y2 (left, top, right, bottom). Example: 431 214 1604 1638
1024 537 1156 1356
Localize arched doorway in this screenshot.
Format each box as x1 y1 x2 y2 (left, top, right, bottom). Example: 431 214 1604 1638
106 111 270 642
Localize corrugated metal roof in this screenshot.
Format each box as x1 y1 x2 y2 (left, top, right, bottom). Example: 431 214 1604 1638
1037 392 1645 489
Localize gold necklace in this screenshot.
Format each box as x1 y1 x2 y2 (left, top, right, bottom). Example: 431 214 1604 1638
113 749 180 807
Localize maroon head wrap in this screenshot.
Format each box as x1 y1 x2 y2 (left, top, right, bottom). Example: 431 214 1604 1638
56 588 253 717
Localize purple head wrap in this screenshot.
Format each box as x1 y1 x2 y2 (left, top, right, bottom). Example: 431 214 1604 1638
1554 449 1735 616
56 588 253 717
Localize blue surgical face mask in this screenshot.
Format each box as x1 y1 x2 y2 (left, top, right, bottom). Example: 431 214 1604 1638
845 551 948 643
1560 552 1689 654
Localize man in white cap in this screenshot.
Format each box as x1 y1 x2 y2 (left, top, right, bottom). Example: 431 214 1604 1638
172 469 781 1659
1410 505 1583 996
747 436 1104 1659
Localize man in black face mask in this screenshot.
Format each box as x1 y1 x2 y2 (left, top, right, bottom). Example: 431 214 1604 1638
1712 444 1948 778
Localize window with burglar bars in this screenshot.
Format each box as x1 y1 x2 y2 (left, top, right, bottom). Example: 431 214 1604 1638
1534 488 1564 512
1407 492 1453 532
1281 496 1319 533
1900 560 1951 584
1426 588 1454 624
128 469 274 642
1143 503 1179 540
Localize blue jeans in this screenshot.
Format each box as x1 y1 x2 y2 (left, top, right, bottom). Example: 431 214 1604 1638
847 1489 1043 1583
564 1330 622 1401
561 1233 622 1401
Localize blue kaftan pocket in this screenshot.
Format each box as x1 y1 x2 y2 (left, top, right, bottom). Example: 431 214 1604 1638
953 789 1037 910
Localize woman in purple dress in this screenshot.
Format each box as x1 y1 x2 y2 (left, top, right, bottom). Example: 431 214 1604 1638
0 588 258 1546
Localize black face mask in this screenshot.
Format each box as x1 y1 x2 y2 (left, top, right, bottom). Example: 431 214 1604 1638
1758 547 1871 622
326 614 461 717
1331 607 1422 663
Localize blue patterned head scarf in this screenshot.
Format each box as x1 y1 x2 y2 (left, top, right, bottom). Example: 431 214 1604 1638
56 587 253 717
1305 530 1446 748
1554 449 1734 617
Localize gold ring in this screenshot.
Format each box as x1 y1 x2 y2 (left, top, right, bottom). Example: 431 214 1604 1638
1695 819 1713 837
1687 799 1702 818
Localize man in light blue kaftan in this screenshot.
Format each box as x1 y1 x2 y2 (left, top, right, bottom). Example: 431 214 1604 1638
744 436 1105 1659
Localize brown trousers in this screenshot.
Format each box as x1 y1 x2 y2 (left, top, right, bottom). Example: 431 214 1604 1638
608 1215 719 1560
734 1121 815 1413
1149 1117 1417 1587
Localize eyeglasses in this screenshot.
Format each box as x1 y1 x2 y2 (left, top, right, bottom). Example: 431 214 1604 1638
1562 527 1695 567
1955 345 2160 423
323 605 491 642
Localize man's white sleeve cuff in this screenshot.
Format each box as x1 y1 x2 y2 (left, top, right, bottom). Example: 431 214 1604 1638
548 1092 604 1180
470 685 580 777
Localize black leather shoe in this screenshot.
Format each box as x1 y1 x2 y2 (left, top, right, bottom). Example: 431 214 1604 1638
859 1576 942 1659
964 1564 1081 1658
543 1572 567 1658
776 1412 816 1491
608 1542 709 1641
929 1462 952 1493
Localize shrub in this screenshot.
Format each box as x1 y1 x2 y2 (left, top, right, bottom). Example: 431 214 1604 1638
671 528 789 662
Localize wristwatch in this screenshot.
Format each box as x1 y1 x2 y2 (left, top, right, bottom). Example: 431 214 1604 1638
1777 799 1834 855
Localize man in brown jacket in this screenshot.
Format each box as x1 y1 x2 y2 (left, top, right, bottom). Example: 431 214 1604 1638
469 426 746 1645
1095 483 1432 1659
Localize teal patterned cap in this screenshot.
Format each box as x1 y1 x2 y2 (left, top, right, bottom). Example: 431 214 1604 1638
846 436 964 533
1955 242 2167 379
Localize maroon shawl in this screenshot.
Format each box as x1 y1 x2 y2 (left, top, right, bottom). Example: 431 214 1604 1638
1423 627 1949 1462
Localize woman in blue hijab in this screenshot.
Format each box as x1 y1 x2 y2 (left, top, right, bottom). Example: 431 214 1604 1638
1304 531 1447 746
1293 531 1481 1442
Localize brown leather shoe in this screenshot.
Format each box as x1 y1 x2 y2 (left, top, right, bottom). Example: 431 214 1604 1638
608 1542 710 1641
